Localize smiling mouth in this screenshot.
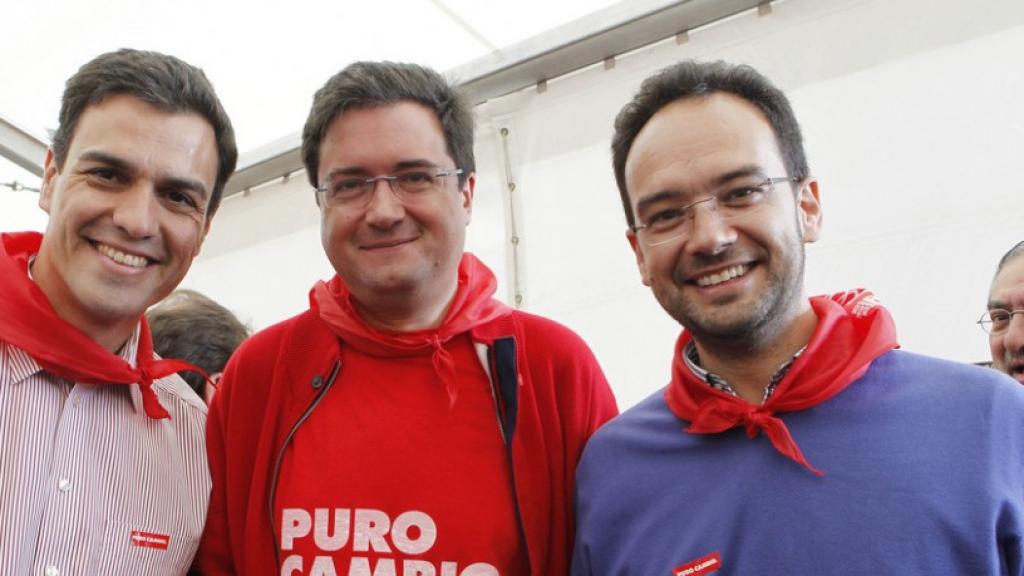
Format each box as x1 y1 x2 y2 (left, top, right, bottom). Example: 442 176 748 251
94 242 150 268
694 264 750 287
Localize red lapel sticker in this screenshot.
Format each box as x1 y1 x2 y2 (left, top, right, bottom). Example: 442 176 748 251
129 530 171 550
674 551 722 576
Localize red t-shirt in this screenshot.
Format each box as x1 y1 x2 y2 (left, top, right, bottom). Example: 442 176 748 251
275 333 529 576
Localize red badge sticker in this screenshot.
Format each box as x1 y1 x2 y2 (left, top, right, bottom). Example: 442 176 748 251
673 551 722 576
130 530 171 550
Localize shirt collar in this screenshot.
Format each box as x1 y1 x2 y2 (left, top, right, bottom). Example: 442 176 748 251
3 342 44 385
3 325 145 413
681 339 805 404
121 325 144 414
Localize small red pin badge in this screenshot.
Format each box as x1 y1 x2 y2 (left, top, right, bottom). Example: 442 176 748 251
129 530 171 551
673 551 721 576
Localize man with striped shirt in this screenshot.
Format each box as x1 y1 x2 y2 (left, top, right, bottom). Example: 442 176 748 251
0 49 237 575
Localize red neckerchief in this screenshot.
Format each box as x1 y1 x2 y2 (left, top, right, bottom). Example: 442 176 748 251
311 252 512 408
665 289 898 475
0 231 204 420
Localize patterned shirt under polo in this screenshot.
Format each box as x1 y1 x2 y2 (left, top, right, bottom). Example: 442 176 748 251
682 340 805 404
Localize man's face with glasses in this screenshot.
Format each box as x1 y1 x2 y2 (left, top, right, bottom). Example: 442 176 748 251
315 101 473 322
624 93 821 346
984 255 1024 383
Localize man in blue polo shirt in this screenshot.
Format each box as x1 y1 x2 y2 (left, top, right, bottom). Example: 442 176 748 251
572 60 1024 576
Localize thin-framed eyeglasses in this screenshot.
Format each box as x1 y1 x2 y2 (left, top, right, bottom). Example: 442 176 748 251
977 308 1024 335
316 168 463 207
632 176 799 247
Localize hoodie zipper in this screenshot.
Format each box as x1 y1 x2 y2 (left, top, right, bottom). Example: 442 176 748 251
268 358 342 569
488 342 532 574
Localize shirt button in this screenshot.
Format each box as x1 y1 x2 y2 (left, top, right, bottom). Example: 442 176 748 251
45 566 59 576
58 478 72 492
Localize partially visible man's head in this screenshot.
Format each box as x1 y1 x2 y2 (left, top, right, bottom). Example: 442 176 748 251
613 60 821 346
148 289 250 401
986 241 1024 383
34 49 236 350
300 62 476 325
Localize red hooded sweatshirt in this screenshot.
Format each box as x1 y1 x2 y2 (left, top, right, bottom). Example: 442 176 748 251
195 254 618 575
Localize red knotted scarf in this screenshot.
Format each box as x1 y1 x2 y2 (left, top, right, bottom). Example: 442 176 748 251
665 289 898 475
311 253 512 408
0 231 203 420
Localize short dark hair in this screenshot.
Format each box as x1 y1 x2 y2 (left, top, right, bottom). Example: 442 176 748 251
148 289 250 396
995 241 1024 278
52 48 238 216
301 61 474 189
611 60 809 227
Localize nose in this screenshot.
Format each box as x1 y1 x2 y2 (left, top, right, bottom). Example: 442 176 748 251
683 199 736 256
363 178 405 229
111 184 159 239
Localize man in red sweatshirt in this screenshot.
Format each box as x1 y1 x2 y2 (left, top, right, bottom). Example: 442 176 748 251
195 61 618 576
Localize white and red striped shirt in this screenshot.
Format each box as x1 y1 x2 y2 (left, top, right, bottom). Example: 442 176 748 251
0 328 210 576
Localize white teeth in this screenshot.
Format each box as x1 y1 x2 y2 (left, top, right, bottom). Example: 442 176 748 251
696 264 749 287
96 243 148 268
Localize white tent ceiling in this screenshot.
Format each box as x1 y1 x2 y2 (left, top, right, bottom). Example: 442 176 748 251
0 0 628 159
1 0 770 227
1 0 631 227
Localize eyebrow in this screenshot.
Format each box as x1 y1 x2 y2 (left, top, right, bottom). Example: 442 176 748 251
323 159 443 180
78 150 134 174
78 150 209 200
711 165 768 187
635 189 685 216
634 165 769 216
395 159 442 171
988 300 1008 310
161 176 210 201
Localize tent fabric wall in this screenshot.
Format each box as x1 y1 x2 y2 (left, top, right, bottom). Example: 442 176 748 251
186 0 1024 409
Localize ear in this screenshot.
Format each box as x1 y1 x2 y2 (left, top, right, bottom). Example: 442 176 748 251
460 172 476 226
38 148 59 214
796 178 822 243
627 228 653 287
